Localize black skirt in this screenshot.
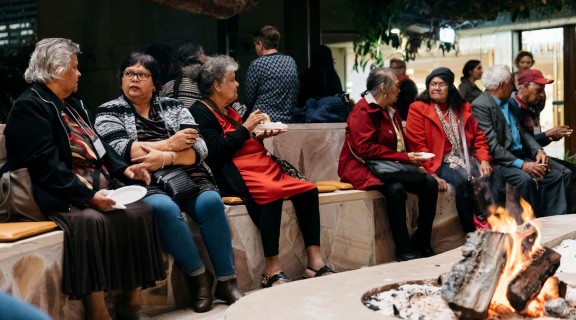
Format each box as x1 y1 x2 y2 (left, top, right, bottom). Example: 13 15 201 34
50 201 166 300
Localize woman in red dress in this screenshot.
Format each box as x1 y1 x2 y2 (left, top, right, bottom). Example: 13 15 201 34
190 55 334 288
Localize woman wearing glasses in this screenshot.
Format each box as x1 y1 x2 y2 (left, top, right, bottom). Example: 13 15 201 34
95 52 243 313
405 67 493 233
338 67 438 262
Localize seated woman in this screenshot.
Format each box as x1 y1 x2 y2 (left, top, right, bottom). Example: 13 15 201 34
338 67 438 261
2 38 165 320
406 68 493 232
95 52 243 312
189 55 334 287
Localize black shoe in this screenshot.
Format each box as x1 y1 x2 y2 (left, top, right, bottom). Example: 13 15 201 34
215 277 244 305
418 245 437 257
396 251 420 262
116 305 150 320
185 271 214 313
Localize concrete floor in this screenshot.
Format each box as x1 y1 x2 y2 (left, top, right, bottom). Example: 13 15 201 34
152 215 576 320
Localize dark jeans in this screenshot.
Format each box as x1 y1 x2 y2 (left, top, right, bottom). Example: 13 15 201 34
253 188 321 257
494 161 567 217
371 175 438 255
437 163 479 233
549 157 576 213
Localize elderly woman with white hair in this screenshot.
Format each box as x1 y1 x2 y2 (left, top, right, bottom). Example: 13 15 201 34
471 64 568 217
2 38 165 319
190 55 334 288
338 67 438 261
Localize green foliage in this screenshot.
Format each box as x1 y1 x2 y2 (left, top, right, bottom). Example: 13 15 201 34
348 0 575 70
564 152 576 165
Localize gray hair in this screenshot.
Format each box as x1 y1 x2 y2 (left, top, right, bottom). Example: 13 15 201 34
365 67 397 96
481 64 512 90
24 38 81 84
197 55 239 97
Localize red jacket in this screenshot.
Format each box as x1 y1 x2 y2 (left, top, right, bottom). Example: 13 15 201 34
338 97 410 190
405 100 491 174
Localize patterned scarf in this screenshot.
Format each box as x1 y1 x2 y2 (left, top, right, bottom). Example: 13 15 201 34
433 103 465 169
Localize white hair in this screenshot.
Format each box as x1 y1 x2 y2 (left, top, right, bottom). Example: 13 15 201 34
481 64 512 90
24 38 81 84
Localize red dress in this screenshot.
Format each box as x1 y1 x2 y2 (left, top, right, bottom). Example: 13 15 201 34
212 108 316 205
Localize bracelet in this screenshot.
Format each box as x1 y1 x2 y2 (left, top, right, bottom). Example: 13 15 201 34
170 151 176 166
167 139 173 151
161 151 166 169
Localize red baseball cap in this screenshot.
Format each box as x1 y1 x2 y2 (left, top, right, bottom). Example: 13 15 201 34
518 69 554 85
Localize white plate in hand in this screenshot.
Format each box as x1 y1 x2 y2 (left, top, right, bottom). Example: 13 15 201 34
106 185 147 209
419 152 435 159
253 122 288 133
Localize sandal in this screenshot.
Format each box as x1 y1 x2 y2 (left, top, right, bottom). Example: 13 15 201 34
261 271 291 288
302 265 335 279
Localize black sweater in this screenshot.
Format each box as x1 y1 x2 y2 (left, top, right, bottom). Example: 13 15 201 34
3 83 130 214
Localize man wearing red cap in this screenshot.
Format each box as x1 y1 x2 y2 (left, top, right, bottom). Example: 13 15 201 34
512 69 575 213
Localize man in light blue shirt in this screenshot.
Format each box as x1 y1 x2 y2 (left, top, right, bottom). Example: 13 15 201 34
471 65 567 217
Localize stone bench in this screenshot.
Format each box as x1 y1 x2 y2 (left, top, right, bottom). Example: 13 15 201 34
0 186 467 319
0 123 469 318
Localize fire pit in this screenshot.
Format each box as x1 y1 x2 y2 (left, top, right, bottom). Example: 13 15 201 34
364 202 576 319
226 215 576 320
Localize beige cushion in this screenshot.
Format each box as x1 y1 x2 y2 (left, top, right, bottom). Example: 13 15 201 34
316 185 337 193
222 196 244 205
0 221 58 242
316 180 354 190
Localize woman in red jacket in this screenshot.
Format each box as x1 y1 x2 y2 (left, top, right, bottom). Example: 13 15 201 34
406 67 492 232
338 67 437 261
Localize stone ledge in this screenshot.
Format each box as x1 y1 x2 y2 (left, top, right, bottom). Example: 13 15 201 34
0 188 465 318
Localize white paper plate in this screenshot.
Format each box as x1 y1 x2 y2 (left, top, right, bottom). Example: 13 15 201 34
107 185 147 209
253 122 288 132
420 152 435 159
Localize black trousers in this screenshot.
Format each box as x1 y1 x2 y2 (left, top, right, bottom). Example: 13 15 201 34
494 160 567 217
251 188 321 257
370 175 438 255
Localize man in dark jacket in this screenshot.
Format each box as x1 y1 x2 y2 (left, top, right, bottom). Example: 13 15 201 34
512 69 575 213
471 65 567 217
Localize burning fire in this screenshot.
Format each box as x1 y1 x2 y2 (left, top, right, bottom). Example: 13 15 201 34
487 199 558 317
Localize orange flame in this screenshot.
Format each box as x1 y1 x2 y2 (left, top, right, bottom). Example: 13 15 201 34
487 199 543 313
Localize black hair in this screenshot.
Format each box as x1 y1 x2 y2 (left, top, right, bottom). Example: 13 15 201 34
462 59 481 78
119 52 162 95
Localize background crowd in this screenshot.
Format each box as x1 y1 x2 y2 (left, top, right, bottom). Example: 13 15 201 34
2 24 575 319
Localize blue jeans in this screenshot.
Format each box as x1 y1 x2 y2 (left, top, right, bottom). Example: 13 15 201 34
143 191 235 278
0 291 51 320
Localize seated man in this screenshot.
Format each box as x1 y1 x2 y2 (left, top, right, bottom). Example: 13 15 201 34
471 65 567 217
511 69 575 213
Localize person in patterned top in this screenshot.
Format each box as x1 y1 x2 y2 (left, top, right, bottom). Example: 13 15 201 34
244 25 299 123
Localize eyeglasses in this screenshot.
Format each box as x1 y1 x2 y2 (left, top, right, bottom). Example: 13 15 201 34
429 82 448 89
123 71 151 81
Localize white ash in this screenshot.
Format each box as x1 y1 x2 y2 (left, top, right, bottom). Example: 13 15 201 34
364 240 576 319
553 239 576 274
364 284 457 320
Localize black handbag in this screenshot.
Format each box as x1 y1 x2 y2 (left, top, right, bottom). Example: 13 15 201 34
459 113 492 219
347 142 426 184
0 168 45 222
365 159 426 183
270 154 308 181
152 167 199 201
